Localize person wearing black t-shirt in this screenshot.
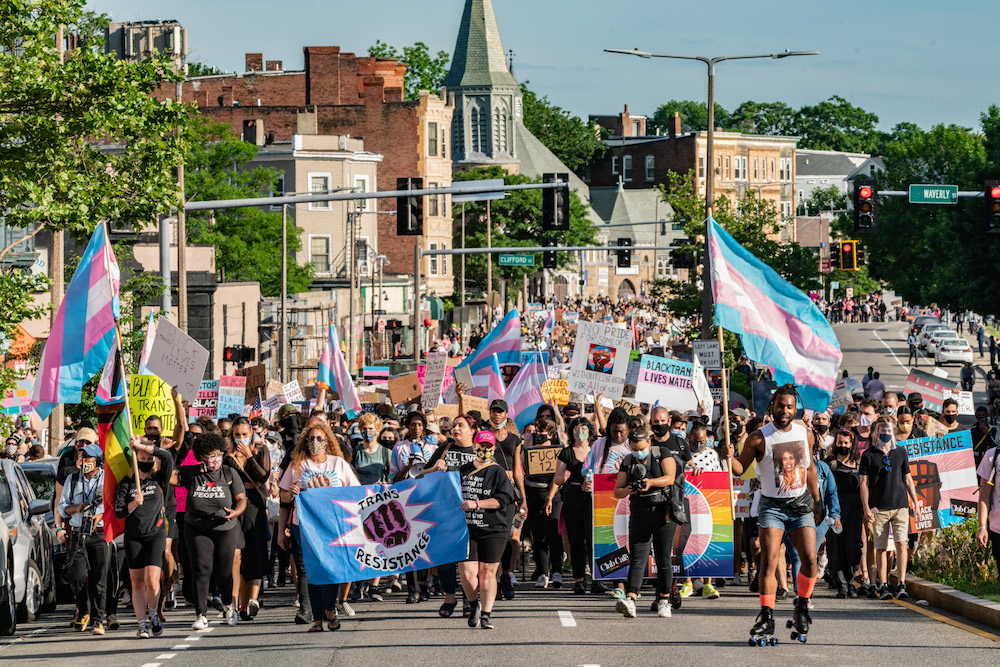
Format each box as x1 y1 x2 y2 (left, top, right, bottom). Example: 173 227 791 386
971 405 998 467
114 437 174 638
613 426 678 619
459 430 515 630
545 417 596 595
860 417 918 601
520 418 565 589
171 433 247 631
485 399 526 601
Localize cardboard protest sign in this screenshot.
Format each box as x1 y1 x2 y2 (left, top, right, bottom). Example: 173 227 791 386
541 379 569 406
902 431 977 533
904 369 957 413
421 352 448 410
261 395 282 418
217 375 247 420
593 471 733 580
943 389 974 415
634 355 698 412
732 477 751 519
521 351 548 366
283 380 305 404
525 446 561 476
145 318 210 401
692 354 712 412
189 380 219 419
432 404 460 419
568 321 632 400
613 398 642 416
236 364 267 402
128 375 175 433
828 379 853 412
388 372 421 405
463 395 489 415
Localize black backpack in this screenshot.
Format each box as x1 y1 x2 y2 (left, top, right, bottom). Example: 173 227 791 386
622 447 688 524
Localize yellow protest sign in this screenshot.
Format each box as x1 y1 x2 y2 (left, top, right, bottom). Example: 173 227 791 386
542 379 570 406
129 375 175 434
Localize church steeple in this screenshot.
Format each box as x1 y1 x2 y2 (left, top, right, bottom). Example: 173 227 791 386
442 0 521 169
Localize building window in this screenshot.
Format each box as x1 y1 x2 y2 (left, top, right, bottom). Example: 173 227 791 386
310 236 331 274
717 155 722 176
428 182 439 217
441 128 447 160
353 175 370 211
623 155 633 181
471 102 488 154
645 155 654 181
725 156 730 179
770 158 776 182
734 156 741 180
753 158 759 181
797 189 804 204
428 122 438 156
698 156 705 178
308 173 331 210
441 243 448 276
742 157 748 181
429 242 439 276
612 156 618 175
779 158 786 181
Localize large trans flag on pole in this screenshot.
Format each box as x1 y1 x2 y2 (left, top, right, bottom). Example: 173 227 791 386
707 217 842 411
296 472 469 584
455 309 521 397
316 323 362 418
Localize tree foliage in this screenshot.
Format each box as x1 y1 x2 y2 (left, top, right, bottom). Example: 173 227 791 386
451 166 597 295
184 119 312 297
187 61 221 76
368 40 450 101
520 83 607 174
649 101 730 134
0 0 193 233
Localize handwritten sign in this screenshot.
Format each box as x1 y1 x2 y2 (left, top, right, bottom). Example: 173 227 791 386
613 398 642 416
462 395 489 416
422 352 448 409
525 446 561 476
145 318 209 401
189 380 219 419
217 375 247 420
283 380 305 404
128 375 175 433
236 364 267 402
634 355 698 411
569 321 632 400
541 379 570 406
433 404 460 419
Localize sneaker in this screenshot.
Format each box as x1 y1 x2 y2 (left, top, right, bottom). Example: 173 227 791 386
499 573 515 600
150 612 163 637
226 604 239 626
121 590 131 607
591 580 607 595
349 583 362 601
369 590 383 602
210 596 225 613
846 584 858 598
248 598 260 618
294 611 310 625
164 588 177 611
551 572 563 589
293 595 301 608
107 614 120 631
879 584 894 601
390 578 404 593
656 599 672 618
479 612 494 630
615 597 637 618
748 573 759 593
192 614 210 631
136 623 150 639
535 574 549 589
73 613 90 632
91 622 105 636
508 572 519 587
733 573 745 585
775 587 788 601
467 599 481 628
702 583 720 600
896 582 910 600
573 581 586 595
678 582 694 598
835 586 848 599
339 601 356 617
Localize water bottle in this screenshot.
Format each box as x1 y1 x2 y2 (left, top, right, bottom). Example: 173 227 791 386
585 468 594 488
512 508 526 529
827 516 843 534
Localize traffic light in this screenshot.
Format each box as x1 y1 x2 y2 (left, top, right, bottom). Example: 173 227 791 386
669 248 693 270
840 240 858 271
396 177 424 236
543 240 557 269
224 345 255 365
617 238 632 268
830 250 841 271
986 180 1000 232
856 246 866 267
853 181 878 232
542 173 570 231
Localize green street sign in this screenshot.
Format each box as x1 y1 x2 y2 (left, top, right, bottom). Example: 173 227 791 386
498 254 535 266
909 184 958 204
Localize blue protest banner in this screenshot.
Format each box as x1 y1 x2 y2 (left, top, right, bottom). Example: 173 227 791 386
297 472 469 584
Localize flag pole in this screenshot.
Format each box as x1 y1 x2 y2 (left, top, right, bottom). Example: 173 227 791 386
708 217 737 524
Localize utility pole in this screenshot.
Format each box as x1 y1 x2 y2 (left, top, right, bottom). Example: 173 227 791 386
486 200 492 327
280 204 288 382
413 237 421 365
48 26 65 454
175 46 188 332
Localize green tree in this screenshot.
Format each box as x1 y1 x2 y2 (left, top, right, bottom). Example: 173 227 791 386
792 96 879 153
520 83 607 174
368 40 450 101
184 119 312 297
451 166 597 295
649 100 730 134
187 61 221 76
0 0 193 233
800 184 848 216
729 100 796 136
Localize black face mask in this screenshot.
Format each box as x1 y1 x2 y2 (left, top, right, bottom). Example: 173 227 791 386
650 423 670 438
943 413 957 424
835 446 851 456
813 424 829 435
137 460 155 473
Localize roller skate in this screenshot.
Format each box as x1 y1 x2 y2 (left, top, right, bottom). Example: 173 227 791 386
787 595 811 642
748 607 777 646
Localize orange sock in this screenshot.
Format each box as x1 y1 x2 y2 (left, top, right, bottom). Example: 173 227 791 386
759 593 775 609
797 573 816 599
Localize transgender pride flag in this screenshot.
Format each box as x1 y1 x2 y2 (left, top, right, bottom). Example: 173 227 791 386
31 224 120 419
317 323 362 418
707 217 842 411
455 309 522 398
507 354 548 430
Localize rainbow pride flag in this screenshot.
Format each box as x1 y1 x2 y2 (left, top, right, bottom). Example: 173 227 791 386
97 339 133 542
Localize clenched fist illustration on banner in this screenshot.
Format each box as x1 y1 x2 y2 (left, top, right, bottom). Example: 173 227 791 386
362 499 411 549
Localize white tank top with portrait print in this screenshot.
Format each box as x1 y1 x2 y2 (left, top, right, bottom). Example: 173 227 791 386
758 421 809 500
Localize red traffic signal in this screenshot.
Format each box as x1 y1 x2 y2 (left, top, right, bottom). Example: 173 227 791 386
841 242 853 253
853 181 877 232
987 180 1000 231
858 186 873 199
991 186 1000 199
840 241 859 271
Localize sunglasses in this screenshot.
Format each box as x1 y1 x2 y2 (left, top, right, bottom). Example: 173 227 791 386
883 455 893 472
77 440 96 446
307 436 327 443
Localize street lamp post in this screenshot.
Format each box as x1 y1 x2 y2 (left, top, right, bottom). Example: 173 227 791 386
605 48 819 337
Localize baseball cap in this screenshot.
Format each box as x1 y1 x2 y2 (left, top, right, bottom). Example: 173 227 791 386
564 402 581 416
907 392 923 402
426 423 441 435
628 430 652 442
489 399 508 412
730 408 750 420
81 443 103 458
75 427 99 446
473 431 496 447
348 424 363 441
264 432 281 445
277 404 300 420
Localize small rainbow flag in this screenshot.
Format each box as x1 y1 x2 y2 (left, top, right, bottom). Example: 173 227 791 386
96 337 133 542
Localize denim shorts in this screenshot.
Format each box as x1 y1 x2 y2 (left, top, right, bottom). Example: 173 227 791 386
757 496 816 532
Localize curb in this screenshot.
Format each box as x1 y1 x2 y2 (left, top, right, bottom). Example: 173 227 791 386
893 574 1000 629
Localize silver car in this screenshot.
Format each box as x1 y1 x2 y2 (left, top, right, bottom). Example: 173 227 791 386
0 459 56 623
0 518 15 635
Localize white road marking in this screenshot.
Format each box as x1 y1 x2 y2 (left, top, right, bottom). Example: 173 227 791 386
197 626 215 633
183 635 202 641
558 610 577 627
139 663 162 667
873 326 910 372
170 645 190 650
155 654 177 660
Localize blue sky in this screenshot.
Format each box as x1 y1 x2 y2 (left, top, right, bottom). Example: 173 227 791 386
89 0 993 134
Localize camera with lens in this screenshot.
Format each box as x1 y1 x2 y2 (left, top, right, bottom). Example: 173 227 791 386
532 432 550 446
628 462 648 492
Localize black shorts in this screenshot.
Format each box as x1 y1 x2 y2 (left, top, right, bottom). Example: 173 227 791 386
125 533 166 570
467 537 507 563
165 507 178 540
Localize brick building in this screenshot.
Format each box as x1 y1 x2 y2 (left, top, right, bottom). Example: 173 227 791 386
590 106 799 242
156 47 455 297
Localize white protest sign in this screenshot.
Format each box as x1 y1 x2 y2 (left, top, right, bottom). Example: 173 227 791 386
828 379 853 411
283 380 305 403
634 355 698 412
421 352 448 409
261 395 282 418
145 318 210 401
692 340 722 370
568 321 632 400
943 389 975 415
692 354 712 413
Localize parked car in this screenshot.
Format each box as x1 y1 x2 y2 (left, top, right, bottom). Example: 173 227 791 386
0 459 56 623
20 458 72 603
0 508 16 635
935 338 974 365
911 315 941 336
927 332 964 359
919 323 951 349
